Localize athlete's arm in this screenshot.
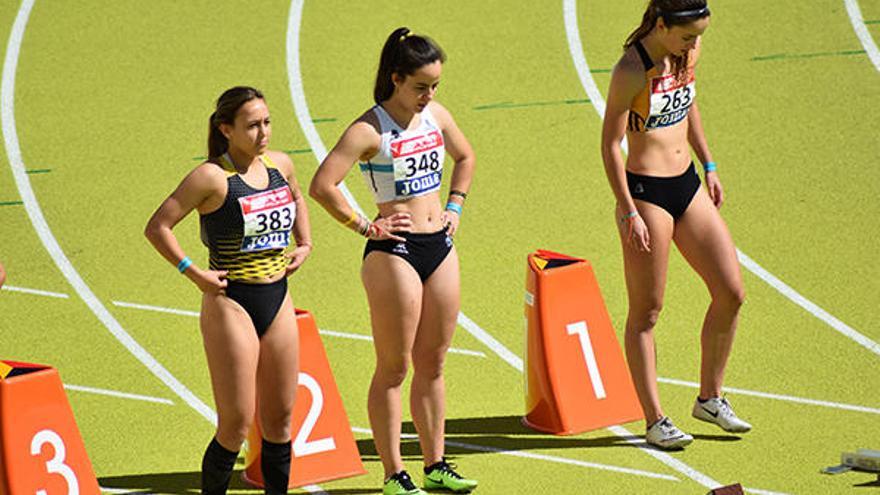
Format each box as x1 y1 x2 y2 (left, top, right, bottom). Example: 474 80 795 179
602 56 651 252
687 101 723 208
0 261 6 289
309 120 409 241
144 164 228 293
431 102 474 236
267 150 313 275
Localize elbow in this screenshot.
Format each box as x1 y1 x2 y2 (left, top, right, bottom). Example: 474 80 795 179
144 218 161 244
308 179 327 204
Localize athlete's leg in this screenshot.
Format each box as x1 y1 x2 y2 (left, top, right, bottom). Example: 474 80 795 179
256 292 299 442
256 292 299 495
673 188 745 399
618 201 674 426
199 292 260 494
362 252 423 478
410 248 459 466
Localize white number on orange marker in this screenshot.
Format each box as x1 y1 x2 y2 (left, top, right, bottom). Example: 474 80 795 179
293 373 336 457
567 321 607 399
30 429 79 495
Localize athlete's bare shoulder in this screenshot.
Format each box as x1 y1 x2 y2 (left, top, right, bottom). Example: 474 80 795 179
351 106 382 136
426 100 452 126
264 149 294 176
610 47 648 95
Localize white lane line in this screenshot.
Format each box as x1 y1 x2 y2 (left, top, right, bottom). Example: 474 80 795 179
350 426 678 481
321 328 486 357
3 0 216 425
658 376 880 415
286 0 361 215
744 488 792 495
112 300 200 317
2 284 69 298
562 0 879 359
738 251 880 357
845 0 880 72
112 300 486 357
64 383 173 405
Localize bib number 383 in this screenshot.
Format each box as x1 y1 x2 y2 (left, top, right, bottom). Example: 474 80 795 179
238 186 296 252
391 130 444 198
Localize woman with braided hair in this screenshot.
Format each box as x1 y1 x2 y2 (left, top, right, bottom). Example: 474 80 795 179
601 1 752 449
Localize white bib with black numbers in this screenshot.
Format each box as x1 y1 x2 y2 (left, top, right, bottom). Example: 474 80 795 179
390 129 444 199
646 71 696 130
238 186 296 252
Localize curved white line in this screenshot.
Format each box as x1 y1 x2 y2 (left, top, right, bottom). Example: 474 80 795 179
845 0 880 72
2 0 216 425
563 0 879 359
285 0 361 215
285 0 517 370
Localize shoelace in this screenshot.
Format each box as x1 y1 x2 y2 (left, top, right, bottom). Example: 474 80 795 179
659 418 676 433
390 471 418 490
716 398 735 418
432 460 464 480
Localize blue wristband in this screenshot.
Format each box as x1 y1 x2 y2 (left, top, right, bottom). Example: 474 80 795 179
177 256 192 273
445 202 463 216
703 161 717 173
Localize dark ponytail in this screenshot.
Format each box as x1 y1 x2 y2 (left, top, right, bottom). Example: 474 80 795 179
624 0 710 80
207 86 264 160
373 27 446 105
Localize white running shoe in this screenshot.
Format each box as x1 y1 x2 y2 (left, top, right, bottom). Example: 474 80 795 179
645 416 694 450
692 397 752 433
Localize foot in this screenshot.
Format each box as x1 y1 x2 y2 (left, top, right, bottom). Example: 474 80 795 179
423 458 478 493
645 416 694 450
384 471 427 495
692 396 752 433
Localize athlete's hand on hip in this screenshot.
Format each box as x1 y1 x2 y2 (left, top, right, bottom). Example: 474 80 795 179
369 213 411 242
285 244 312 276
188 268 228 295
442 209 460 237
706 172 724 209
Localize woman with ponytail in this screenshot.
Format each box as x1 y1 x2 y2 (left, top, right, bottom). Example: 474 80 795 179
145 86 312 493
310 28 477 495
601 1 752 450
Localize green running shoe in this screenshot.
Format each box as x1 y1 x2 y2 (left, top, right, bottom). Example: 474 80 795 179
423 459 478 493
384 470 427 495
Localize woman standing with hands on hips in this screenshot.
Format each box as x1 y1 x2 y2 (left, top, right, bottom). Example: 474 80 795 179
310 28 478 495
601 1 752 450
145 86 312 494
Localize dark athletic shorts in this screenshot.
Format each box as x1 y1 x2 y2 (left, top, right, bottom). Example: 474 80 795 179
626 162 701 220
225 277 288 338
363 228 453 282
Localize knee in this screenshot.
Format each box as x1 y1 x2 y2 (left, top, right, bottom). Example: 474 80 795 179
260 410 293 441
628 303 663 332
412 351 446 380
374 357 410 387
714 285 746 312
217 410 253 447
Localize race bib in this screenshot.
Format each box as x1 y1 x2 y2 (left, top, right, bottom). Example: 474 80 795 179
390 129 444 199
647 71 696 130
238 186 296 252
